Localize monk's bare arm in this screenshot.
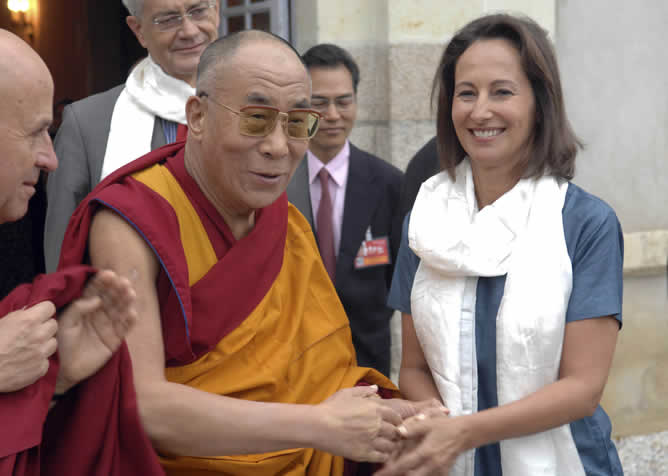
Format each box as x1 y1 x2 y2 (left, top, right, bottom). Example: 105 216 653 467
88 209 401 461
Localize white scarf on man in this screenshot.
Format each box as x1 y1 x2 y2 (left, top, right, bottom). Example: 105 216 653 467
409 159 585 476
101 56 194 180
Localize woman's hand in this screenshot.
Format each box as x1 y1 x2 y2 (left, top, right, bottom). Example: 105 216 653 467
376 410 466 476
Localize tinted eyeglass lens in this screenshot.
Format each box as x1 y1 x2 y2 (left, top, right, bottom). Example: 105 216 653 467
239 108 319 139
307 113 320 137
239 108 278 136
287 111 319 139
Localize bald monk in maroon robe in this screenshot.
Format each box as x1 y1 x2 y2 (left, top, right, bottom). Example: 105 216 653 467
0 29 164 476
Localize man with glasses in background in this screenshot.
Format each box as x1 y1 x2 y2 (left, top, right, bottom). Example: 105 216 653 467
56 31 436 475
287 44 403 377
44 0 219 272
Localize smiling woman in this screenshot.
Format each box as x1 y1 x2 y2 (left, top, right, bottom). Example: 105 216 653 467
383 13 624 476
434 15 579 192
451 38 536 199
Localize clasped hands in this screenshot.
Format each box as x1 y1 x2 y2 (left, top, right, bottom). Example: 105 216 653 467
374 406 468 476
314 386 450 467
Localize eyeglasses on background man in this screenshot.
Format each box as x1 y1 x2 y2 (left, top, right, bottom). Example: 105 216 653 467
152 1 217 31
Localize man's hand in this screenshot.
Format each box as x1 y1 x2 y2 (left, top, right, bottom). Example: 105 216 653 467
312 385 403 463
378 398 448 421
0 301 57 392
55 270 137 394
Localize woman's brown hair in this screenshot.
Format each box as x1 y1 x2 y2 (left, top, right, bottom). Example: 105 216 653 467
432 13 581 180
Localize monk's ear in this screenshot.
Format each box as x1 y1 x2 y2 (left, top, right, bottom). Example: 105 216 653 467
186 95 206 139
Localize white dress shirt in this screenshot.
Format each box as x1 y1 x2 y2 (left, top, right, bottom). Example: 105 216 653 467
306 141 350 257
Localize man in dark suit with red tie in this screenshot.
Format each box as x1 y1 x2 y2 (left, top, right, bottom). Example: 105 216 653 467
287 44 403 376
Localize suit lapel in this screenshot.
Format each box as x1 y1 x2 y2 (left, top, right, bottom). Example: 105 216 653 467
286 157 314 228
151 118 167 149
337 144 382 279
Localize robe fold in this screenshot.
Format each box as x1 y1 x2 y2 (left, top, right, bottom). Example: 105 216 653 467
0 266 164 476
59 142 397 476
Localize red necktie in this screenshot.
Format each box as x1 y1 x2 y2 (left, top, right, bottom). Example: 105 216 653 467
317 168 336 283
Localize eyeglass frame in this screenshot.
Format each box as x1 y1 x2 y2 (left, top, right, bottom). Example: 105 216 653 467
309 94 356 113
151 1 217 32
198 92 322 140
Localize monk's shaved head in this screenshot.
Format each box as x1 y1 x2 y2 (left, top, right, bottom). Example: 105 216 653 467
0 29 57 223
183 28 311 232
0 30 53 121
196 30 307 94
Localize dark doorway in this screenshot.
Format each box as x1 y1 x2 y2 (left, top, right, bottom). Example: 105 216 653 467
87 1 145 96
0 1 145 297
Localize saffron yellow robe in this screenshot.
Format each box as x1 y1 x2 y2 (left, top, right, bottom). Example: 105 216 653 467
84 145 398 475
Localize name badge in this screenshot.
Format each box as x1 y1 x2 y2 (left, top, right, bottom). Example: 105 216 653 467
354 227 391 269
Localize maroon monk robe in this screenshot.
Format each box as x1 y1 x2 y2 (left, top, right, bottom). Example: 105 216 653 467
58 142 286 365
0 266 164 476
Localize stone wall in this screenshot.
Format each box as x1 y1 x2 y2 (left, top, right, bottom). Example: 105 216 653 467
556 0 668 437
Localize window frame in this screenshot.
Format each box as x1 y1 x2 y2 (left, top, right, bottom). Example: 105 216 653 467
218 0 290 40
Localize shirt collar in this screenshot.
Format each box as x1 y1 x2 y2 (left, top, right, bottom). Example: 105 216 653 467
307 141 350 187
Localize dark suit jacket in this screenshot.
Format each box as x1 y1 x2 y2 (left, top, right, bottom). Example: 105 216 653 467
0 174 47 298
400 136 439 217
44 85 166 271
287 144 403 376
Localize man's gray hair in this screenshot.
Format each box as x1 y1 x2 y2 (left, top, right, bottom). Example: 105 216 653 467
122 0 144 17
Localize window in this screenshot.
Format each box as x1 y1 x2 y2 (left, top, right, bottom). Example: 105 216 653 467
219 0 290 40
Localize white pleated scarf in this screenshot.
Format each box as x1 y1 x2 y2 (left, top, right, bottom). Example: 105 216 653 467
101 56 195 180
409 159 585 476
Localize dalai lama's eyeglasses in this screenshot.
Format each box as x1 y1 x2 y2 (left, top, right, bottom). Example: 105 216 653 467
198 92 321 140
